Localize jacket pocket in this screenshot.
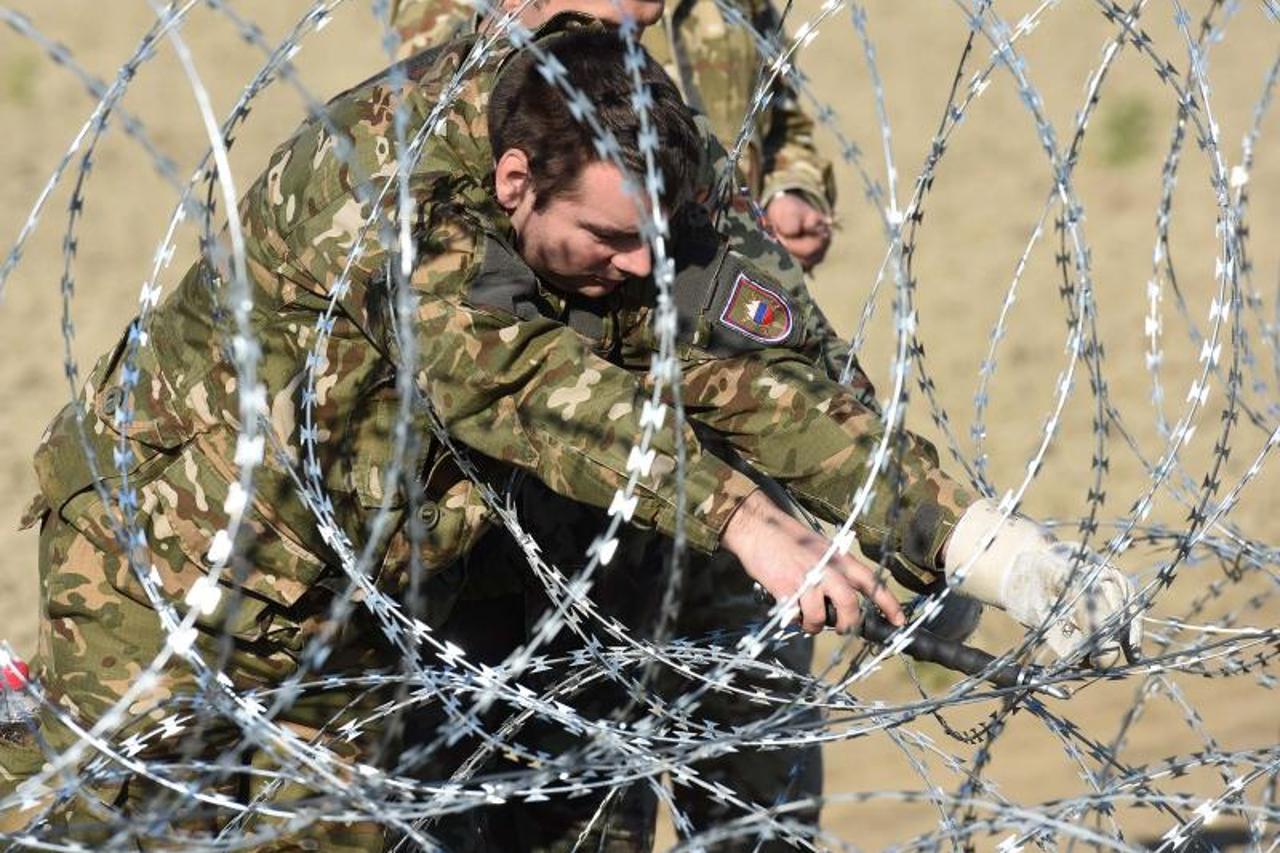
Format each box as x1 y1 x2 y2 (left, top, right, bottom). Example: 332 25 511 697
55 424 330 641
334 392 500 625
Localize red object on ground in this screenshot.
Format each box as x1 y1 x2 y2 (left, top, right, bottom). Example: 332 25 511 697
2 659 29 691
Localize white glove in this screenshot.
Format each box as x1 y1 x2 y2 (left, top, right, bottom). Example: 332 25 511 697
943 499 1143 668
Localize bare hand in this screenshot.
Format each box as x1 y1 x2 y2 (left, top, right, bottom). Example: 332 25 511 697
765 193 833 272
721 491 904 634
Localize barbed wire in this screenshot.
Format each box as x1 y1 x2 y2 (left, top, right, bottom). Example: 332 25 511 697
0 0 1278 849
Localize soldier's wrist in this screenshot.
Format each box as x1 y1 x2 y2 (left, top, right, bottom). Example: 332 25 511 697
720 488 769 557
674 460 760 555
761 184 833 218
942 498 1054 608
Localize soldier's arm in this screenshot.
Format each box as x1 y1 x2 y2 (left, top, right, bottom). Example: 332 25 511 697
667 194 969 590
681 346 976 592
750 0 837 214
711 188 864 393
410 245 760 553
404 227 907 630
693 115 853 386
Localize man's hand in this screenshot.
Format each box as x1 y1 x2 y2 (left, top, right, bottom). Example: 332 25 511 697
765 192 832 272
722 490 904 634
944 499 1143 668
1002 543 1142 667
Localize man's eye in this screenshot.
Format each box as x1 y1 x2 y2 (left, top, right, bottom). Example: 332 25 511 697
587 229 640 249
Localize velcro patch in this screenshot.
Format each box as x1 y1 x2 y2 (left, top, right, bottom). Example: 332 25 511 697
717 272 793 344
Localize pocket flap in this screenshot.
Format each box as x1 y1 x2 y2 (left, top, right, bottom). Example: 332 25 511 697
59 429 328 611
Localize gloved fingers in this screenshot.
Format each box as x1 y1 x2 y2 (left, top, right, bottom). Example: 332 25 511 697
1073 568 1147 668
1003 551 1067 629
1003 550 1076 660
1014 554 1113 665
1100 569 1145 665
1045 615 1121 669
1006 542 1148 668
1078 575 1121 667
1120 574 1145 664
1086 638 1124 670
1041 621 1082 662
1121 620 1144 665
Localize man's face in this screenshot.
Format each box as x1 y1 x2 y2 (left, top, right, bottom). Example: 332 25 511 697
510 160 655 299
518 0 665 28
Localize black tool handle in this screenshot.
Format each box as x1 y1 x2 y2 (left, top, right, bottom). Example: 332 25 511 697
826 601 1042 692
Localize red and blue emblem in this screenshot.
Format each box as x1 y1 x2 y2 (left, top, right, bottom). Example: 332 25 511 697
719 272 793 343
746 298 774 325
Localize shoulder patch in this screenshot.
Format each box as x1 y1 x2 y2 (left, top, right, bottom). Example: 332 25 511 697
717 271 794 344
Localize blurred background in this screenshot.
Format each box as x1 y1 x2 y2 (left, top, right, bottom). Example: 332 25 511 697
2 1 1277 846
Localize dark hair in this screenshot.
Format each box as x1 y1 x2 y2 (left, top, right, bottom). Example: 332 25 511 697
488 28 701 213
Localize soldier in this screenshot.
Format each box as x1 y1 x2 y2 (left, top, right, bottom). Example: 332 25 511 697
0 8 1140 852
385 0 847 842
0 14 866 849
389 0 837 271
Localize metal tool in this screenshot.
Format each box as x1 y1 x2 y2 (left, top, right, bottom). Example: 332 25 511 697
840 603 1070 699
755 587 1070 699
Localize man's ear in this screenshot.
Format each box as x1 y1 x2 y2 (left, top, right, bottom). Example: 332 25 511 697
495 148 533 212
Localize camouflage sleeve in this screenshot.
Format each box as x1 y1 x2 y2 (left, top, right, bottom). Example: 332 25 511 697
390 0 473 60
677 124 965 586
680 347 976 592
695 112 870 397
751 0 837 214
713 187 869 395
410 249 760 554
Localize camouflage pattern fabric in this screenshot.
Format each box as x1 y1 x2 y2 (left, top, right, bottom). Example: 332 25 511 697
645 0 837 212
390 0 838 211
3 15 971 846
0 512 388 849
388 0 475 57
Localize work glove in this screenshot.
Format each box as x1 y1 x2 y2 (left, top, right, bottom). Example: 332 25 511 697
943 499 1143 668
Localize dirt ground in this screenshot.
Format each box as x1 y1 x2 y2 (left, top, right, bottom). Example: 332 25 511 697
1 1 1277 849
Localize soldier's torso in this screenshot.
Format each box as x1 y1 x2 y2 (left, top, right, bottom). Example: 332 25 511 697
30 18 838 631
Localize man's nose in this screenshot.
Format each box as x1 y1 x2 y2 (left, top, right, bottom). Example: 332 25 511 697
611 245 652 279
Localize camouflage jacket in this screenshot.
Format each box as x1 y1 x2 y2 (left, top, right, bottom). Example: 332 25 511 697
27 19 967 629
389 0 837 212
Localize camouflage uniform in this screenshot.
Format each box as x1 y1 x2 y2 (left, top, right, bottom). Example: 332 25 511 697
1 16 971 849
389 0 837 213
386 5 842 846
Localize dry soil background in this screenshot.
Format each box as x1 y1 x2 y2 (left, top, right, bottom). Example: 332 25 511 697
1 1 1277 848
